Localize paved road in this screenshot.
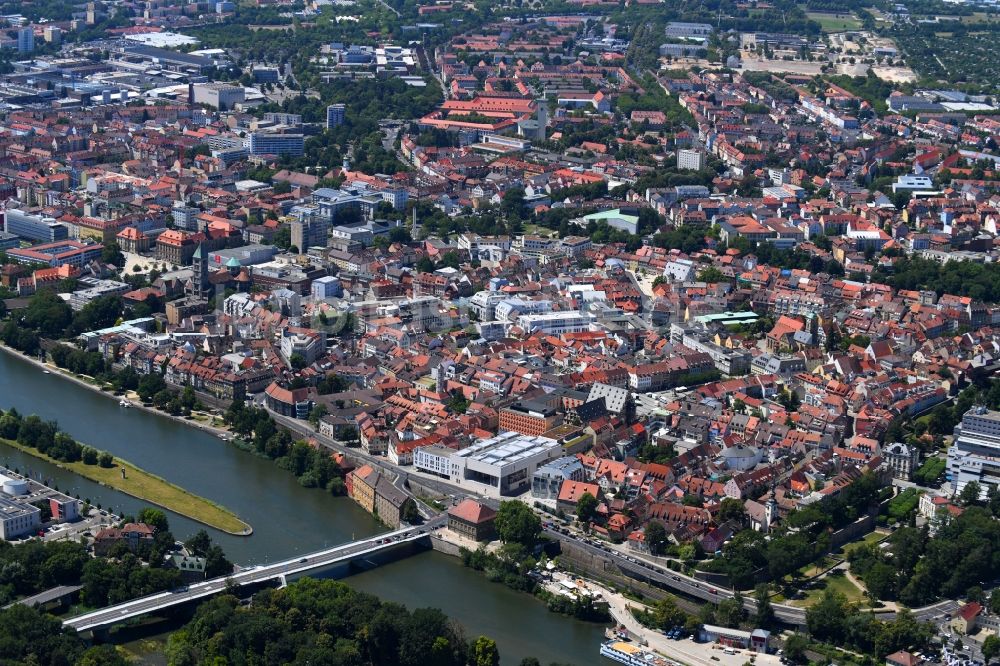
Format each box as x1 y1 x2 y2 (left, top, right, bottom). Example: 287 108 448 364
64 518 443 632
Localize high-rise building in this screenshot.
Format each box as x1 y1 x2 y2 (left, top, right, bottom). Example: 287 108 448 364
248 132 304 157
291 217 330 253
676 148 705 171
326 103 346 129
948 407 1000 498
16 27 33 53
43 26 61 44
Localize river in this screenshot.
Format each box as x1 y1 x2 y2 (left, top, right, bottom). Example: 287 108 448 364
0 349 607 665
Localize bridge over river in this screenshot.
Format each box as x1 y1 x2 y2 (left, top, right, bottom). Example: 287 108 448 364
65 519 443 634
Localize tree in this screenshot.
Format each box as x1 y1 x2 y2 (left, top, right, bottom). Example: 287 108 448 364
960 481 982 506
983 635 1000 664
101 242 125 268
576 492 598 523
697 266 725 283
472 636 500 666
754 584 775 628
718 498 747 524
401 500 420 524
185 530 212 557
645 521 668 556
494 501 541 548
137 508 169 532
98 452 114 468
784 633 810 664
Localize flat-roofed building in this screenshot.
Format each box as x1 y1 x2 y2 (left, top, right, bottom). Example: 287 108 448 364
7 240 101 267
0 497 40 540
500 400 563 436
450 432 562 497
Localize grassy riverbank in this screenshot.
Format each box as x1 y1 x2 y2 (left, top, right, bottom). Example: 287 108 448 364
0 436 252 535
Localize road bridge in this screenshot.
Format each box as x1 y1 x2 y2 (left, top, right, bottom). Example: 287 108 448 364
65 519 443 634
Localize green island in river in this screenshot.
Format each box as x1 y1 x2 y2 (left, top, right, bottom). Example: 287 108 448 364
0 435 252 535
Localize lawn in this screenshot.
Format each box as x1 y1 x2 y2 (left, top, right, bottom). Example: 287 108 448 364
792 570 867 607
0 437 251 535
793 554 841 579
841 530 888 556
806 11 862 32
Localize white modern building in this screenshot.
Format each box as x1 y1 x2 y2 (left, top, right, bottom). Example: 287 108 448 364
0 497 40 540
948 407 1000 498
892 174 934 193
676 148 706 171
517 312 592 335
416 432 562 497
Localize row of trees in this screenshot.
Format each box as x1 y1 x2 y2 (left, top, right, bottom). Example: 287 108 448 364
225 400 348 495
0 407 113 467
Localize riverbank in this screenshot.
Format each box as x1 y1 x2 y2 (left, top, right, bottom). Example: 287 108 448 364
0 346 251 535
0 344 236 440
0 435 251 535
0 428 251 535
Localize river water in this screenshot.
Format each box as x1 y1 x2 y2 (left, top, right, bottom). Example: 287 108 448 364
0 349 607 665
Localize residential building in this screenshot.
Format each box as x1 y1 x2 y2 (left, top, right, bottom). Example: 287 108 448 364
677 149 706 171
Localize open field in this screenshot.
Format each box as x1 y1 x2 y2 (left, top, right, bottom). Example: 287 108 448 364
807 11 862 32
0 436 251 535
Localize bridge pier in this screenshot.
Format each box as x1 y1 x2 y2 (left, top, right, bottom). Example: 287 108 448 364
278 574 288 588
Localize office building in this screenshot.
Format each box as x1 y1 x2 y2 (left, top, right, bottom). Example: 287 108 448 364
517 312 591 335
248 132 304 157
665 22 713 38
16 27 33 53
0 497 40 540
0 231 19 252
4 210 68 243
326 103 346 129
69 279 130 311
677 148 706 171
949 408 1000 498
253 67 280 83
884 442 920 481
